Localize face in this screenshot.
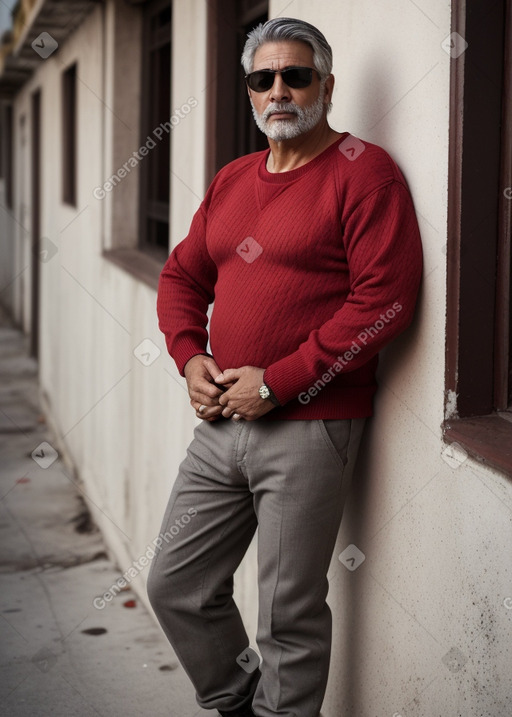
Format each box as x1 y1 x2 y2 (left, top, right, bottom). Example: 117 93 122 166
247 41 333 141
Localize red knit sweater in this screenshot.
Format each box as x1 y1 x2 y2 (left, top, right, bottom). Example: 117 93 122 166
157 134 422 419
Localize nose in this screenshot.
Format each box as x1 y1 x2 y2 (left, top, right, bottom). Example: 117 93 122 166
269 72 291 102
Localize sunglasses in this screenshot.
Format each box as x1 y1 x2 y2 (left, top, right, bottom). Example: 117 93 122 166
245 66 319 92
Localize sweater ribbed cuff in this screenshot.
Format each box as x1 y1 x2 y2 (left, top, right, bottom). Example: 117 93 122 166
263 352 317 406
171 338 210 376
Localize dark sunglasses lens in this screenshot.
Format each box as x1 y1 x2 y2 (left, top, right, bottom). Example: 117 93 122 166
282 68 313 88
248 71 274 92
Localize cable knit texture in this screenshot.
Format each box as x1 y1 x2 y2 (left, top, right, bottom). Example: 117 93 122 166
157 134 423 419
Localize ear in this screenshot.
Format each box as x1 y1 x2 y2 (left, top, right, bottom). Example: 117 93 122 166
324 73 335 106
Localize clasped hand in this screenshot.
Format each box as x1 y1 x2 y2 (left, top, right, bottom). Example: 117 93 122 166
183 355 275 422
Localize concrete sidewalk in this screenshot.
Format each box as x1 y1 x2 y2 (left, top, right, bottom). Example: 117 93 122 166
0 308 209 717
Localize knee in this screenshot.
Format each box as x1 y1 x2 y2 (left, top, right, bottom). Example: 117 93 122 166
146 555 192 617
146 559 171 615
146 560 158 602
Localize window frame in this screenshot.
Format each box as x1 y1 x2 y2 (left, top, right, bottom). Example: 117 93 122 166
61 62 77 207
1 103 14 209
138 0 172 260
444 0 512 476
205 0 269 186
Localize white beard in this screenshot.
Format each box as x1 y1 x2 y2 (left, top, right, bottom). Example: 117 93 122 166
250 80 327 141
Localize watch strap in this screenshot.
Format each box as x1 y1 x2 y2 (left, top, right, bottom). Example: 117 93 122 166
266 386 280 407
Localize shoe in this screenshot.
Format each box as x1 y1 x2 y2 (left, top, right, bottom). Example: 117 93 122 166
218 706 255 717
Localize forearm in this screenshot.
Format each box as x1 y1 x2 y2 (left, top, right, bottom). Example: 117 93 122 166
156 208 217 375
264 295 417 405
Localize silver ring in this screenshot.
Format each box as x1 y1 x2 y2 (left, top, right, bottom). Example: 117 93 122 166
198 405 207 414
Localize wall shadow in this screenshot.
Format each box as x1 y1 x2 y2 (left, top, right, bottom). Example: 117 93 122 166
327 50 423 716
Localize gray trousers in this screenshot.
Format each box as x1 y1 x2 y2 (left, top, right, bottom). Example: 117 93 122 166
147 417 365 717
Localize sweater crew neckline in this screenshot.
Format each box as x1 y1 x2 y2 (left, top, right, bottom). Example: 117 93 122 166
258 132 348 184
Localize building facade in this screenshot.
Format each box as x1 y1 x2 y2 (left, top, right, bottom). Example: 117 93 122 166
0 0 511 714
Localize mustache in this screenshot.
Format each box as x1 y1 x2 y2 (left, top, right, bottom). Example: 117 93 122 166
261 103 300 121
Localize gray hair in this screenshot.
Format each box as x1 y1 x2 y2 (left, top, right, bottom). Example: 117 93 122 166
241 17 333 79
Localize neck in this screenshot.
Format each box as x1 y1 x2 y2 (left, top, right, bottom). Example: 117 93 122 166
266 121 342 173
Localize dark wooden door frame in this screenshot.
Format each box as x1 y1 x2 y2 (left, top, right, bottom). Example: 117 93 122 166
445 0 509 417
138 0 171 257
30 89 41 359
205 0 268 187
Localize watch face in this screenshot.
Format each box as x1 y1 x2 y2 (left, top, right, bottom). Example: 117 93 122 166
259 385 270 400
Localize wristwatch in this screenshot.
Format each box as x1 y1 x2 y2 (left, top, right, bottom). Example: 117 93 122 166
258 383 280 407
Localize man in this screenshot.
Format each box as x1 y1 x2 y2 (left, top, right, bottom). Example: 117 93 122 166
148 17 422 717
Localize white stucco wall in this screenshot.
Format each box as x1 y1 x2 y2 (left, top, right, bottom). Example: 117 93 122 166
4 0 512 715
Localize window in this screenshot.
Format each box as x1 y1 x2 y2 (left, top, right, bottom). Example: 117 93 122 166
444 0 512 474
31 90 42 359
62 63 77 206
139 0 171 257
0 104 14 208
0 106 3 179
206 0 269 185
